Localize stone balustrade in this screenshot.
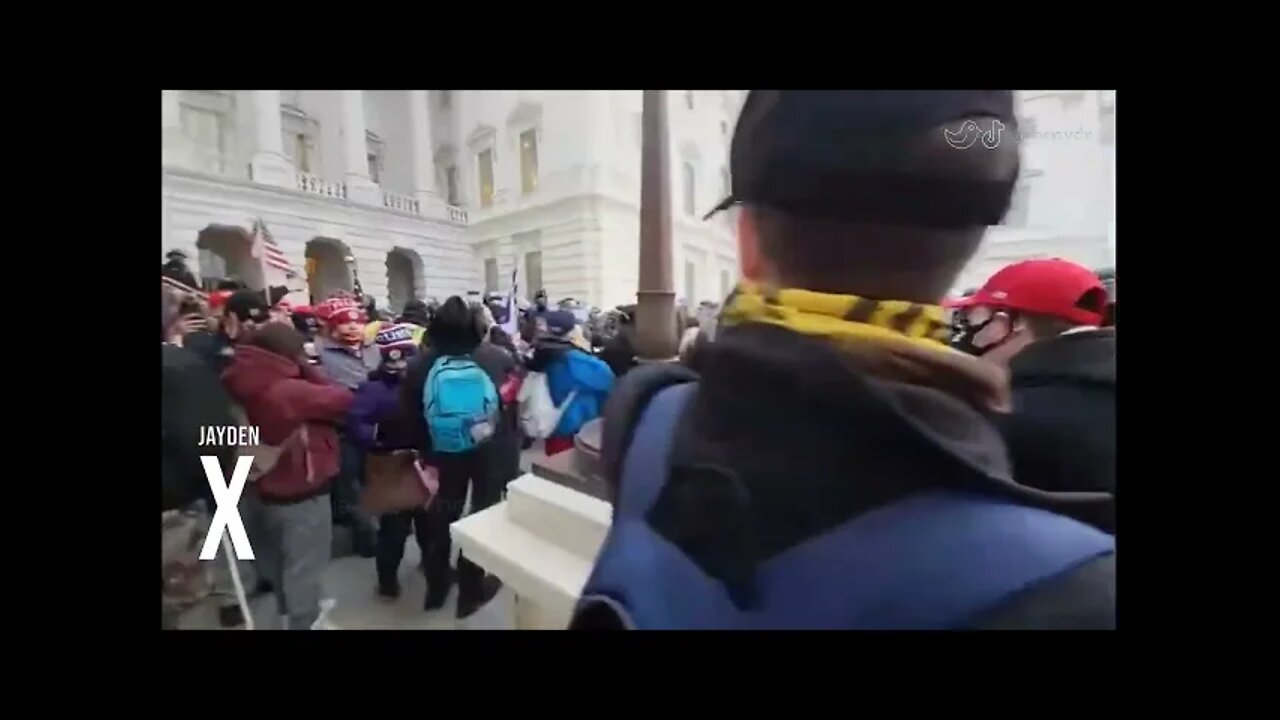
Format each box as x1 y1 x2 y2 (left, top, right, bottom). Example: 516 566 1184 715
296 171 348 200
382 191 421 215
280 170 470 227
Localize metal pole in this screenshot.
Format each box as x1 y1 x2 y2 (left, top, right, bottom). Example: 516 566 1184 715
634 89 678 361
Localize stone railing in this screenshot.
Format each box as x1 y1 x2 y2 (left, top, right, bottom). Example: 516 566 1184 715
296 171 347 200
448 205 468 223
382 191 421 215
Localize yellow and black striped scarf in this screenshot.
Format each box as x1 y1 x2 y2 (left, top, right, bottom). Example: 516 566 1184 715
722 280 952 355
720 280 1008 410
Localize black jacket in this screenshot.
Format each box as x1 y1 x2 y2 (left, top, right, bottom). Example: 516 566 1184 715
997 329 1116 506
183 330 235 375
593 324 1114 629
401 340 519 461
598 329 638 379
161 343 237 511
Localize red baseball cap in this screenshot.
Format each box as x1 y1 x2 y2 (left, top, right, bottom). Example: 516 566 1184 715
207 290 233 311
945 258 1109 326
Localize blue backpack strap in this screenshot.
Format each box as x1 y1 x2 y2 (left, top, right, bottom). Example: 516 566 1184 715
577 382 697 626
614 382 697 516
751 491 1114 629
599 363 700 502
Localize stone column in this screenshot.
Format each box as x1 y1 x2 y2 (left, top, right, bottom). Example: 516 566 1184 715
249 90 294 188
162 90 183 167
339 90 381 204
407 90 442 212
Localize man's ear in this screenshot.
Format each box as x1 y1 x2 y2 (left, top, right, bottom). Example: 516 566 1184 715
737 209 765 282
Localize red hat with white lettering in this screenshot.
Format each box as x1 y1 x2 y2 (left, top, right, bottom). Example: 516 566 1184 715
945 258 1109 326
317 297 366 327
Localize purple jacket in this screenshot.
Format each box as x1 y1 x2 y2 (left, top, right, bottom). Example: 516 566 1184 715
346 371 418 452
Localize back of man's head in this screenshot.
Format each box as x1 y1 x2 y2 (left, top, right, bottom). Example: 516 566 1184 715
244 322 307 362
710 91 1020 302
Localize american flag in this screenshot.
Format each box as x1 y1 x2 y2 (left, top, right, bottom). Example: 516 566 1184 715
250 218 292 274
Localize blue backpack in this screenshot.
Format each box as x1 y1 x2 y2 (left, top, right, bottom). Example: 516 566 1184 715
423 355 500 454
575 382 1116 629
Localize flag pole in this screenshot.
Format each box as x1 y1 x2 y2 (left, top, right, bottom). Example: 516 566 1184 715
250 218 270 302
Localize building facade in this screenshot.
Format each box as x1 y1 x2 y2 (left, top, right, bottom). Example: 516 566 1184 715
162 90 745 311
954 89 1117 292
161 90 1113 309
460 90 745 309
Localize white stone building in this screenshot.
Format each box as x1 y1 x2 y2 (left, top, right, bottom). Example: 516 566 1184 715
161 90 1112 309
954 90 1117 293
161 90 745 311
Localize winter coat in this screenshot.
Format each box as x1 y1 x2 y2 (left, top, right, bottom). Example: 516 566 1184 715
347 370 418 452
221 345 355 503
526 338 615 439
161 343 237 511
996 328 1116 514
599 328 638 379
184 329 235 375
316 336 382 391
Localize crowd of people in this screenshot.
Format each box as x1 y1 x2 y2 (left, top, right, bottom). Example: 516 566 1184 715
163 89 1116 631
162 271 622 629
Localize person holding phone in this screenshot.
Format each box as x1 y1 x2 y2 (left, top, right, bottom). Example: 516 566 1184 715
185 290 270 375
167 295 212 347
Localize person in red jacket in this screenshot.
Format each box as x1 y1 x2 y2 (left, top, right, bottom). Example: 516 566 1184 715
222 323 355 630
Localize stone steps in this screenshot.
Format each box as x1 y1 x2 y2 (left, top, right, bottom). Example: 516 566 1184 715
451 473 612 629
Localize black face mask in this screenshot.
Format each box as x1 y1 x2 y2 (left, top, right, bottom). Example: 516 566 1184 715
951 313 1012 357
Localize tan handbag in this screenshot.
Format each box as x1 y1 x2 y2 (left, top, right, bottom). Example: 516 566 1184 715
361 450 438 515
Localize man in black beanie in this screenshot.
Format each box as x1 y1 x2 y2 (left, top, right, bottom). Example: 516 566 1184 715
185 289 269 375
397 298 432 330
573 91 1114 630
